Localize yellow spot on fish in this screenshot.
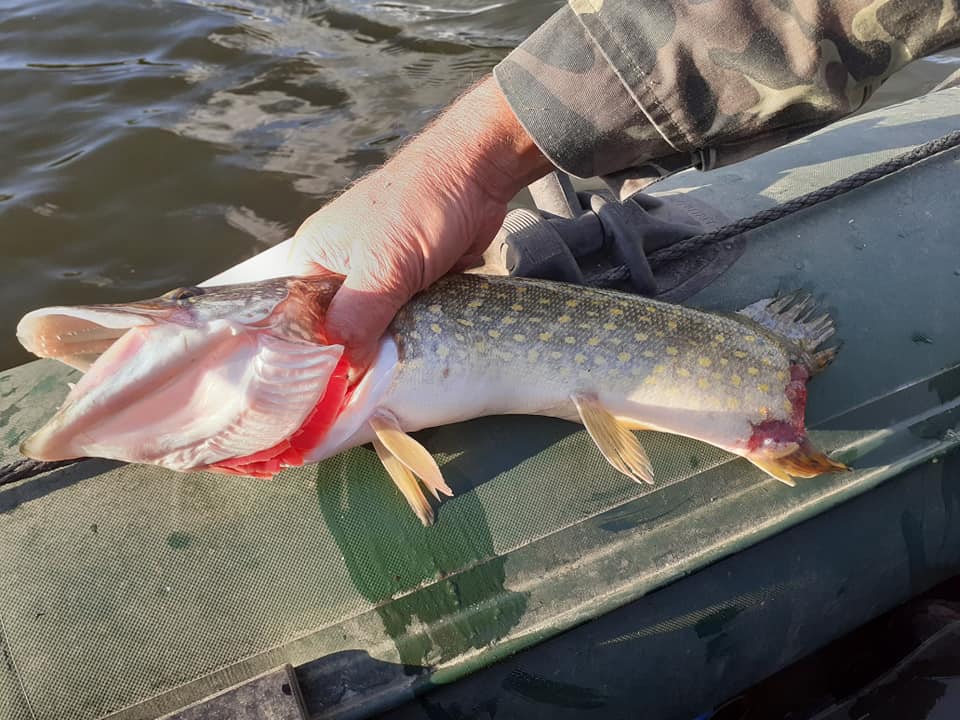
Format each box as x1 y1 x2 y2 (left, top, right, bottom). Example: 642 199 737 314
502 316 517 325
610 307 624 316
776 371 787 381
715 334 725 343
566 299 578 308
734 350 747 359
758 383 770 393
653 364 666 374
467 300 482 308
558 315 571 323
666 346 679 356
747 367 759 376
474 341 487 353
455 333 464 342
761 357 773 366
539 332 553 341
512 304 523 311
743 334 756 343
429 304 441 314
719 358 729 366
588 337 601 346
527 349 540 362
604 322 617 331
730 374 742 386
593 355 607 366
783 399 793 413
575 353 586 365
698 378 710 390
727 397 741 410
488 329 501 338
513 333 526 342
667 320 678 330
539 298 551 305
550 351 563 360
458 318 474 327
618 352 631 362
644 375 658 385
610 337 622 345
431 323 442 334
642 350 656 358
437 346 449 359
565 336 576 344
677 368 690 378
698 357 712 367
634 332 648 342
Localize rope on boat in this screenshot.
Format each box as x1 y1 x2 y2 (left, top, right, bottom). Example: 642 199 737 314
591 128 960 285
0 457 83 488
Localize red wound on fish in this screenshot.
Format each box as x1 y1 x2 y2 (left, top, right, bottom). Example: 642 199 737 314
745 364 847 478
746 365 809 453
209 355 351 478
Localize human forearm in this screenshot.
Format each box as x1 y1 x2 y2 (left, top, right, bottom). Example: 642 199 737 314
389 76 553 207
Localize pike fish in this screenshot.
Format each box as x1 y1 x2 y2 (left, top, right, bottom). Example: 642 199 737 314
17 273 846 524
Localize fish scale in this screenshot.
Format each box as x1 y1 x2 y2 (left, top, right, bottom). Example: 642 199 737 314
391 274 792 422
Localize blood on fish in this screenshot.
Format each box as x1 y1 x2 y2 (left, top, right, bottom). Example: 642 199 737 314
210 356 352 477
746 364 808 452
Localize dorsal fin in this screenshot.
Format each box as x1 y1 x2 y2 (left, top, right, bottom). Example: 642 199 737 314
737 292 838 373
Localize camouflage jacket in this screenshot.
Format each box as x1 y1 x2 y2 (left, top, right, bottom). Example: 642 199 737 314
494 0 960 195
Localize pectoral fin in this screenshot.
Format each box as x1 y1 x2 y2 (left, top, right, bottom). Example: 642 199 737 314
369 410 453 525
572 393 654 485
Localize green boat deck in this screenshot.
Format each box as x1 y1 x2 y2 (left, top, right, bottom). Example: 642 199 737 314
1 88 959 720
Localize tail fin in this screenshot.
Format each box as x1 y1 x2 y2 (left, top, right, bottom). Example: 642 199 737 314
748 437 849 486
737 292 839 374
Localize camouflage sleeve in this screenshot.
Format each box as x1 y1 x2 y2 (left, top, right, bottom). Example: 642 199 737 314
494 0 960 188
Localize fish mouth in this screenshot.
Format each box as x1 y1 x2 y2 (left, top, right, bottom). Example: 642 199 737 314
16 305 167 371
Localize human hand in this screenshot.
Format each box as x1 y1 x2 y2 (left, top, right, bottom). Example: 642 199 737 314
282 76 552 371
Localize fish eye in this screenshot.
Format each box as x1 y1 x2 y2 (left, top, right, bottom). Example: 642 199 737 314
168 286 204 302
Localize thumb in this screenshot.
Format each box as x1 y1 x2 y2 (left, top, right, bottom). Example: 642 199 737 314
324 263 416 375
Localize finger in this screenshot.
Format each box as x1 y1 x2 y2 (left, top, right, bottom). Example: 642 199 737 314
324 269 414 375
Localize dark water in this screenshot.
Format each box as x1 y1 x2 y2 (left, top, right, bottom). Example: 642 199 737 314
0 0 561 369
0 0 957 371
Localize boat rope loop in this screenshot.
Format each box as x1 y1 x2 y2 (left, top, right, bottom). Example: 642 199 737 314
0 458 80 488
591 128 960 286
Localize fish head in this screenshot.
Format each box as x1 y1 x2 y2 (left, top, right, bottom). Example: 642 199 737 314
16 277 340 369
16 274 357 474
